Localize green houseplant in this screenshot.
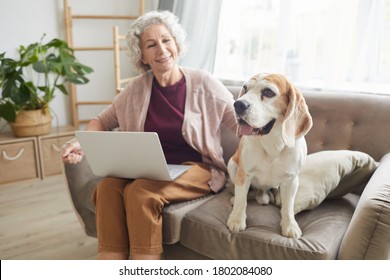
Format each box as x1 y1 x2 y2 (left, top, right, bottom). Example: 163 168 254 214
0 34 93 136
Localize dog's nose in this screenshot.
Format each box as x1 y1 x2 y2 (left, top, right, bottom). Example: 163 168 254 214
234 100 250 115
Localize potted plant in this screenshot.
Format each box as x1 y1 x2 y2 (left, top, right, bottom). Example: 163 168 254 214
0 34 93 137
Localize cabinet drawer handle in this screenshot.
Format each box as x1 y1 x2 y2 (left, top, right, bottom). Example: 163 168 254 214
51 144 62 152
2 148 25 161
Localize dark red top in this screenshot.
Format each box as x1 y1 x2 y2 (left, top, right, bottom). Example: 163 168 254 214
144 77 202 164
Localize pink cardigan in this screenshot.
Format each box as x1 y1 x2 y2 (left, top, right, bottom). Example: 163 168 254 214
95 67 237 192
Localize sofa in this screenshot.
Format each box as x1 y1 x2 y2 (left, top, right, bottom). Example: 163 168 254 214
64 86 390 259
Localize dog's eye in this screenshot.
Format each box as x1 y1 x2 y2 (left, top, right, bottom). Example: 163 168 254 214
242 84 248 93
261 88 276 98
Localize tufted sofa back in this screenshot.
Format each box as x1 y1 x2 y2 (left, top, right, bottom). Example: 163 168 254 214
304 90 390 161
222 86 390 162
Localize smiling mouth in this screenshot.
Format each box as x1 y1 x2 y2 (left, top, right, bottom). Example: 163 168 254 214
238 118 276 136
157 56 171 63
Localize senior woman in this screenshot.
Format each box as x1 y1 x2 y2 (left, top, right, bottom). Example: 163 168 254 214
62 10 236 260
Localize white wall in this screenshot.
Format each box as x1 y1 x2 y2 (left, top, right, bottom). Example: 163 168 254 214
0 0 158 132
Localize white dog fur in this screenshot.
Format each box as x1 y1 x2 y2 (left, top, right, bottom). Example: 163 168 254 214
227 73 312 238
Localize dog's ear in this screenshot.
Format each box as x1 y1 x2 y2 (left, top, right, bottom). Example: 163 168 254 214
282 85 312 148
234 83 248 137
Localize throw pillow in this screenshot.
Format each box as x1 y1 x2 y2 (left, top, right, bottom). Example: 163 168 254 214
293 150 379 214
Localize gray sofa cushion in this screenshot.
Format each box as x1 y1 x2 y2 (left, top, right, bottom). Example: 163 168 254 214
180 190 359 259
163 194 213 244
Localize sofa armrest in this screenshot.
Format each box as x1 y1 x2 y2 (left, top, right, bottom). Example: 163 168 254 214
64 157 101 237
338 153 390 259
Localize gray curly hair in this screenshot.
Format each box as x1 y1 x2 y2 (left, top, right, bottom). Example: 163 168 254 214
126 10 187 73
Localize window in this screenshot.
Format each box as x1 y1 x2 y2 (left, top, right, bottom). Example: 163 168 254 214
214 0 390 94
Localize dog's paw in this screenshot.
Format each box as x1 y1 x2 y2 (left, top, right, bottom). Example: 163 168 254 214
270 188 281 206
255 190 270 205
227 213 246 233
273 189 281 207
281 220 302 239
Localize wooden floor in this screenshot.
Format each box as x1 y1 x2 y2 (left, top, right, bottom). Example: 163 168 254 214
0 176 98 260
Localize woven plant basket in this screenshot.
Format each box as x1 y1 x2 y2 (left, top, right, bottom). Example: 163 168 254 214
10 108 52 137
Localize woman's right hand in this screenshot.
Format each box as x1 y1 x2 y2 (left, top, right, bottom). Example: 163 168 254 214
61 137 84 164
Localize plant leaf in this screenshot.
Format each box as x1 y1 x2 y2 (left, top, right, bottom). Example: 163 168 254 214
55 83 68 95
0 101 17 122
19 42 39 66
1 35 93 113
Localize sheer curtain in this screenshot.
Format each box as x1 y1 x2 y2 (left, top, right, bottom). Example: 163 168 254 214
214 0 390 93
159 0 223 72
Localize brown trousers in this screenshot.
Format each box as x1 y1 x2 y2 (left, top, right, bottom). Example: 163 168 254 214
92 162 212 256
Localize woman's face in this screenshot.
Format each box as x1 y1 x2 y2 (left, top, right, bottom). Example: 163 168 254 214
140 24 179 74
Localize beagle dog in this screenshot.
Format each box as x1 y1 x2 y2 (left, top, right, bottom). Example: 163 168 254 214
227 73 312 238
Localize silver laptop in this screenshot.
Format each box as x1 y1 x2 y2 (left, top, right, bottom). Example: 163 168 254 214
75 131 192 181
